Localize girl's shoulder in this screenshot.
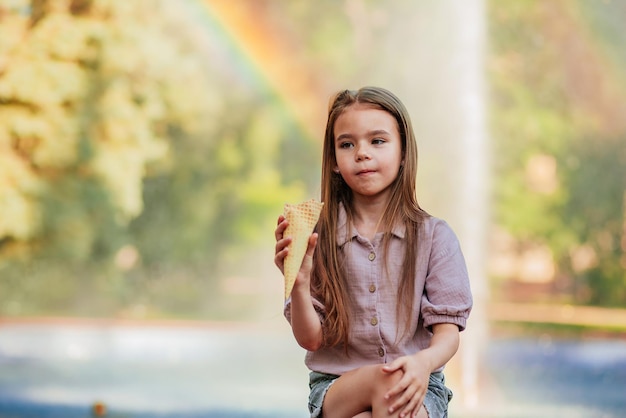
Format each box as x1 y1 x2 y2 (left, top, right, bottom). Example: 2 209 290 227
419 215 461 246
420 214 450 232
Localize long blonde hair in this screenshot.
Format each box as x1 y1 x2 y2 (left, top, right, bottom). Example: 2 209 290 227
313 86 429 348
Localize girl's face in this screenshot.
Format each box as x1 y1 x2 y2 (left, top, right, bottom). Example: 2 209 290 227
333 103 403 202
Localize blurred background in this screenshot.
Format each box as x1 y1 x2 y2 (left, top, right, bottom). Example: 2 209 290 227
0 0 625 417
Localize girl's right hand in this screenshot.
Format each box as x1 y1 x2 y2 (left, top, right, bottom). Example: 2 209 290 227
274 215 291 274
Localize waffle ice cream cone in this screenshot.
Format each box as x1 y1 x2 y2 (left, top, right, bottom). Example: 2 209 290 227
283 199 324 300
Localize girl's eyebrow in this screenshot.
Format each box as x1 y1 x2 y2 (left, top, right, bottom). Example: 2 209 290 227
368 129 391 137
335 132 354 142
335 129 391 142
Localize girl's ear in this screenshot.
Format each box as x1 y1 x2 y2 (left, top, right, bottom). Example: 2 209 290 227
333 166 340 174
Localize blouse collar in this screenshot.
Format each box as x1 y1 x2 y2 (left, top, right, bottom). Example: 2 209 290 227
336 203 406 246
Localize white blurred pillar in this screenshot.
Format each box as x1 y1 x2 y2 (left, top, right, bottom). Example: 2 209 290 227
453 0 489 409
349 0 489 409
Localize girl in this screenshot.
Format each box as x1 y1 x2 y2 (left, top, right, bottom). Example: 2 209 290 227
274 87 472 418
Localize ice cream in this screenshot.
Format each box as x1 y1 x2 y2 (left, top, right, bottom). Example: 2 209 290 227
283 199 323 300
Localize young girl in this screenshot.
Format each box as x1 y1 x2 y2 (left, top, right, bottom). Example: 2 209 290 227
274 87 472 418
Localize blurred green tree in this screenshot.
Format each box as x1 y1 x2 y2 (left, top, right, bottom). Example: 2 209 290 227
0 0 309 317
0 0 195 256
489 0 626 306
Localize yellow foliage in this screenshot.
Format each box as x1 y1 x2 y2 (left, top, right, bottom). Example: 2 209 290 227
91 147 146 220
0 0 307 266
0 153 42 239
0 11 28 60
32 106 81 168
0 105 81 168
26 12 101 61
89 75 169 219
0 57 87 107
0 0 219 237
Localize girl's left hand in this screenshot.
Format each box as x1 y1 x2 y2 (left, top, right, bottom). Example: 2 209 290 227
274 215 291 274
381 353 430 417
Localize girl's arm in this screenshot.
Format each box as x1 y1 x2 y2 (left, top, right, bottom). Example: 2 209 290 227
289 233 323 351
382 323 460 416
413 322 460 371
275 216 324 351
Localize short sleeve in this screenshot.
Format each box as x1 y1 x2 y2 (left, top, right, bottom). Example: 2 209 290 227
421 221 473 331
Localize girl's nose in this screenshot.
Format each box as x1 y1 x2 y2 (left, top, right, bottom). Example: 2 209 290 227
355 145 370 161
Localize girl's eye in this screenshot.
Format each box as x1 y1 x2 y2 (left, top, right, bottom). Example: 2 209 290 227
339 142 353 149
372 138 385 145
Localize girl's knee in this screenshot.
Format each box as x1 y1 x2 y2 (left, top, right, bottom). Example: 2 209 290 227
370 366 403 398
323 365 403 417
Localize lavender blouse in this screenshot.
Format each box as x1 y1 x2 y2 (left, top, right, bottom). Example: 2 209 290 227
285 206 473 375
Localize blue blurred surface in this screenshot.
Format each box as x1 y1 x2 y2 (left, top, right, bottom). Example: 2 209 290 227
0 321 309 418
1 321 625 418
468 337 626 418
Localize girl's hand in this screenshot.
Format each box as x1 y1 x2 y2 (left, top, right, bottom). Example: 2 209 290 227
274 215 291 274
382 353 431 417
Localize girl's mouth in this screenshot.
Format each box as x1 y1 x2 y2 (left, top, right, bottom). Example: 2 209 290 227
357 169 375 175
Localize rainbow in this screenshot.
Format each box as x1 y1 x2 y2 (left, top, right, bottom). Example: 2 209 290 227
184 0 329 141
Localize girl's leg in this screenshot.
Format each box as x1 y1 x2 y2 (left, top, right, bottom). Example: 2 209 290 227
321 364 428 418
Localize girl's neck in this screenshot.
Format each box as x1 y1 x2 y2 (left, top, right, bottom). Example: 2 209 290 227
352 197 389 241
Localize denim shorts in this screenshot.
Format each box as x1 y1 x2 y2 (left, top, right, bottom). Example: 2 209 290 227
308 370 453 418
